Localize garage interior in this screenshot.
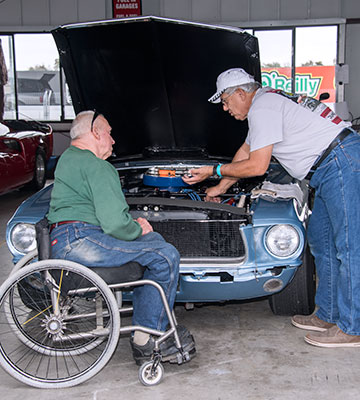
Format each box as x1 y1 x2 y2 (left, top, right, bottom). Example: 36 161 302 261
1 1 360 399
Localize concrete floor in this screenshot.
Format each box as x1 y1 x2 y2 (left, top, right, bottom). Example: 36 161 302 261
0 187 359 400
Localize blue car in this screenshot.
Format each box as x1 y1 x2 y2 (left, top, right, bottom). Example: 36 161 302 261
6 16 315 316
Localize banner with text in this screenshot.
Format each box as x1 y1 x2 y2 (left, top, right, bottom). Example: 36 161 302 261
261 66 335 102
113 0 141 19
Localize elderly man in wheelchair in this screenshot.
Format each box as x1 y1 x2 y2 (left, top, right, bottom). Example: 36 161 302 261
0 110 195 388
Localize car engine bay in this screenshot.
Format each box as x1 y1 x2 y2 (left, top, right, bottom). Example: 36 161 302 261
117 162 298 261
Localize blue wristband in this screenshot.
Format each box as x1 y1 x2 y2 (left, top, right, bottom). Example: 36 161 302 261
216 164 223 178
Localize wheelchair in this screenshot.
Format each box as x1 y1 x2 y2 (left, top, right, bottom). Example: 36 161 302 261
0 219 194 388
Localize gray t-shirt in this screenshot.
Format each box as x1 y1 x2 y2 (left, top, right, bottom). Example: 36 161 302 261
245 88 351 180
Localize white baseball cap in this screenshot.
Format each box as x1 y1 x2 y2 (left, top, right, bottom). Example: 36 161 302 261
208 68 256 103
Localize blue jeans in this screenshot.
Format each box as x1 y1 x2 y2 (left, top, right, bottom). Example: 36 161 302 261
308 130 360 335
50 223 180 331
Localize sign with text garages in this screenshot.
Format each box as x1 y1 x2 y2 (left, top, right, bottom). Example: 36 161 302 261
113 0 141 18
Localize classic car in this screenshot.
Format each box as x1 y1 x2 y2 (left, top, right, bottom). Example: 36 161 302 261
0 119 53 195
6 16 315 316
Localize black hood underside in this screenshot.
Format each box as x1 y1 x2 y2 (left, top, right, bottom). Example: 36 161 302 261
52 16 261 159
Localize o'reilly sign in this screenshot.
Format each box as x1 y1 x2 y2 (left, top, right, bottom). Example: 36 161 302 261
261 66 335 101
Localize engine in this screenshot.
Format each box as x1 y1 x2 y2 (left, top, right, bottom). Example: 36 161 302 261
120 163 265 207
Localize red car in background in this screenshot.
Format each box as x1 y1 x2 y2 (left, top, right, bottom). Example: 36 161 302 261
0 119 53 195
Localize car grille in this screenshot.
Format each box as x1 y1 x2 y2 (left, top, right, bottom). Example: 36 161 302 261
150 220 245 260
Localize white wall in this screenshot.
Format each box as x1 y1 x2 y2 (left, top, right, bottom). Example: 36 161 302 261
0 0 360 120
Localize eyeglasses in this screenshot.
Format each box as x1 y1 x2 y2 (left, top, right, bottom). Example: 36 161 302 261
91 110 100 132
221 88 237 106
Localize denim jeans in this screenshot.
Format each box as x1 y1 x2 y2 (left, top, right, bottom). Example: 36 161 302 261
50 223 180 331
308 130 360 335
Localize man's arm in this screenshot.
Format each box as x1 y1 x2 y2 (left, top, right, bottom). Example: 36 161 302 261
91 162 143 240
183 143 273 188
221 144 273 178
208 142 251 196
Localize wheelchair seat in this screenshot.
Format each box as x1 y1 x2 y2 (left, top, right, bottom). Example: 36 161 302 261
90 263 145 285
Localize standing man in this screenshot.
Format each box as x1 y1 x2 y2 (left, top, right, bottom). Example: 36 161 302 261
48 110 195 364
183 67 360 347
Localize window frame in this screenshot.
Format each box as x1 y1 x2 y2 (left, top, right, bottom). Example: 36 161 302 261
0 31 70 122
1 19 346 122
244 19 345 102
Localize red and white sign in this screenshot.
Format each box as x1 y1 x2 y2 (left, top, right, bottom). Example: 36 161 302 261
113 0 141 19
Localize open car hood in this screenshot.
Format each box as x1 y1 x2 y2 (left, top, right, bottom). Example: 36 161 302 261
52 16 260 159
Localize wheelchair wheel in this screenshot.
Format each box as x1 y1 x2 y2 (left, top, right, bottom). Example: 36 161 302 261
139 361 164 386
0 260 120 388
5 278 109 357
4 271 109 356
8 249 38 276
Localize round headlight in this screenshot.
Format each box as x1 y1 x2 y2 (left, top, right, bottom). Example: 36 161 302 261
10 223 37 254
265 224 300 258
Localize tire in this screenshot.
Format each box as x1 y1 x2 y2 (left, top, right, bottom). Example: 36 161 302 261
0 260 120 389
139 361 164 386
7 251 101 355
5 274 109 356
9 249 38 276
31 150 47 190
268 245 316 316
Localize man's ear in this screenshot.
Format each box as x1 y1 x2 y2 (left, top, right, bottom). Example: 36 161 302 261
236 88 246 99
91 127 101 140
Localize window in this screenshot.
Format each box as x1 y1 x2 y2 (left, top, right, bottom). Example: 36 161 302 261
253 25 338 105
14 34 61 121
63 70 75 120
296 26 337 106
2 26 340 122
1 35 16 120
1 33 75 121
255 29 293 92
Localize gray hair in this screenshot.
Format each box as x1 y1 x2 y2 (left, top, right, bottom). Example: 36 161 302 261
69 110 95 139
224 81 261 95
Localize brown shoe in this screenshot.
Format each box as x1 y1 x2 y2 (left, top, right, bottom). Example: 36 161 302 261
291 313 335 332
305 325 360 348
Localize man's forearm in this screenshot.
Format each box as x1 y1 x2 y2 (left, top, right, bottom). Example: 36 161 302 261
219 145 273 179
215 177 238 194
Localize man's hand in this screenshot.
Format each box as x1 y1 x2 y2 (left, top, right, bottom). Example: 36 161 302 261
182 166 213 185
205 186 224 202
136 217 153 235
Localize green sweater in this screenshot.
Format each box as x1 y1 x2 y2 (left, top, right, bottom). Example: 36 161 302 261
47 146 142 241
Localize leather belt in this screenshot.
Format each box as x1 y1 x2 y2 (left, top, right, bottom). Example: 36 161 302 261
50 220 83 232
312 128 353 170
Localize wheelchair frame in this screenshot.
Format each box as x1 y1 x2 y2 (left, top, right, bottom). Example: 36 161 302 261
0 250 192 388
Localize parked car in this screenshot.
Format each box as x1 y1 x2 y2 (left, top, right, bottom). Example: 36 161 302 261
0 119 53 195
6 16 315 316
16 74 56 105
4 72 72 111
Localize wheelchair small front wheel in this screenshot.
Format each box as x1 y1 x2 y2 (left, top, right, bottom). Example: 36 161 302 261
139 361 164 386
